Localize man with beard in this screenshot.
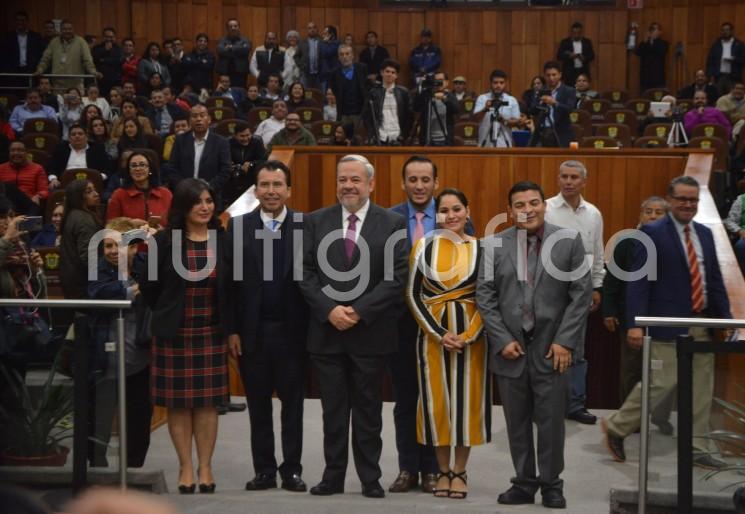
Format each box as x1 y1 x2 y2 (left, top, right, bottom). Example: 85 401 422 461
683 90 731 138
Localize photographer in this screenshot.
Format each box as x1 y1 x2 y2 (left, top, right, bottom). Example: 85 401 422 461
226 121 267 205
361 59 412 145
473 69 521 147
529 61 575 148
413 71 458 146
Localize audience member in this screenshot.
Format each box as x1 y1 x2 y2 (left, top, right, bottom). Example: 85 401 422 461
323 88 337 121
3 11 44 86
138 42 170 93
362 59 411 145
225 121 266 204
678 69 719 104
9 88 57 135
136 178 231 494
162 117 190 162
725 191 745 273
602 176 732 470
255 99 288 146
34 20 100 91
715 81 745 125
238 85 268 115
299 154 408 499
298 21 322 90
0 106 16 142
37 76 59 111
50 123 112 180
330 124 354 146
521 75 546 113
250 32 285 89
183 34 215 93
556 22 595 87
477 180 591 510
639 94 676 134
59 87 84 139
41 19 57 49
545 161 604 425
267 112 316 152
121 38 140 89
284 81 313 111
82 104 104 129
474 69 521 147
31 201 63 248
0 141 48 209
329 45 369 127
413 71 459 146
111 99 154 139
166 37 186 93
226 160 309 493
282 30 302 86
59 179 102 299
106 151 171 226
116 117 152 154
261 73 283 102
409 29 442 85
319 26 341 94
212 75 245 106
705 22 745 95
574 73 598 107
217 18 252 89
683 90 732 138
532 60 575 148
83 84 112 120
121 80 137 100
88 116 118 161
91 27 123 96
359 31 390 82
451 76 475 102
162 85 189 113
146 89 182 137
634 22 669 91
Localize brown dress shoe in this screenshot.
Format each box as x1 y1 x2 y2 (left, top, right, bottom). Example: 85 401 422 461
388 471 418 492
420 473 438 493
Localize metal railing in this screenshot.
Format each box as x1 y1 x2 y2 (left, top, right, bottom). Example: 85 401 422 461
633 316 745 514
0 299 131 493
0 73 98 92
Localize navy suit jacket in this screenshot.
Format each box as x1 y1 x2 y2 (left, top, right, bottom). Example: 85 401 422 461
626 215 731 339
226 208 308 355
390 201 475 240
550 83 576 147
2 30 44 71
705 38 745 79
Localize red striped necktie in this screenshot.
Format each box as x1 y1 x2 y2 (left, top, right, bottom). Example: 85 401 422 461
684 225 704 313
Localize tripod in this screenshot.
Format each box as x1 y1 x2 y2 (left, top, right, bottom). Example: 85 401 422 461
367 95 383 146
529 104 561 147
480 108 512 148
667 119 688 147
424 92 449 146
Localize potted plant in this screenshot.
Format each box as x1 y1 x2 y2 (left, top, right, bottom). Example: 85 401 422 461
0 361 74 466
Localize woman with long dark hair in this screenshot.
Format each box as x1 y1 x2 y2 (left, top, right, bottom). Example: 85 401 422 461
136 178 232 494
116 117 149 154
285 81 313 111
521 75 546 114
106 151 172 227
59 179 102 299
137 42 171 92
111 98 154 139
88 116 118 161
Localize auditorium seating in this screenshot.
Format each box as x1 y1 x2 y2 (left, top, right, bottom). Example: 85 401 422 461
691 123 729 142
633 136 667 148
626 99 651 119
22 118 59 136
453 122 480 146
304 88 325 106
310 120 341 145
25 148 51 170
601 90 629 107
295 107 323 128
643 123 673 139
642 88 671 101
205 96 236 110
208 106 236 123
604 109 638 135
21 132 59 154
61 168 104 195
144 133 163 156
580 136 622 148
213 119 244 138
593 124 632 147
580 98 611 120
246 107 272 130
569 109 592 133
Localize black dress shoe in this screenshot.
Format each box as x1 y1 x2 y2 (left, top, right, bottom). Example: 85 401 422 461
199 483 216 494
567 408 597 425
245 473 277 490
497 485 535 505
541 488 567 509
281 474 307 492
309 480 344 496
362 481 385 498
652 418 674 436
216 405 228 415
226 402 247 412
601 418 626 462
178 484 196 494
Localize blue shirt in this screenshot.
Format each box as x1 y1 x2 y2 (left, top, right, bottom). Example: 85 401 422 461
9 103 58 133
342 65 354 80
406 199 436 244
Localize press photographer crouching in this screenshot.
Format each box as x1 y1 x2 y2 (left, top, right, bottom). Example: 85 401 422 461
473 69 521 148
226 122 268 206
413 71 459 146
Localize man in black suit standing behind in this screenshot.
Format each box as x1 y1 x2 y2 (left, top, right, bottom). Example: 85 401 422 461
556 22 595 87
300 154 408 499
532 61 575 148
2 11 44 94
164 104 231 205
227 160 309 493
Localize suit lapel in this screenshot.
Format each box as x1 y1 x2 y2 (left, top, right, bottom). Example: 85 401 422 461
665 216 689 271
533 224 554 288
248 212 264 278
353 205 379 266
280 209 295 278
503 227 519 276
328 204 348 271
184 133 195 173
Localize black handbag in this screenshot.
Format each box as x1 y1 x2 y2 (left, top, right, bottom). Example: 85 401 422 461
0 308 52 360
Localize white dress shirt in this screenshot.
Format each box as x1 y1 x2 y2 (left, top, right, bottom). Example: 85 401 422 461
17 32 28 67
670 214 708 308
341 199 370 243
193 130 209 178
254 117 286 146
721 39 734 74
545 193 605 288
473 92 520 147
66 145 89 169
260 206 288 230
572 40 583 68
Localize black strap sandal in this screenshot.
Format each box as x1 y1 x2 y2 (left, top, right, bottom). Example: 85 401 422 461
449 470 467 499
433 469 452 498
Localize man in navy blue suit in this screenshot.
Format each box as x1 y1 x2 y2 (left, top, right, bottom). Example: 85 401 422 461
601 175 732 470
530 61 575 148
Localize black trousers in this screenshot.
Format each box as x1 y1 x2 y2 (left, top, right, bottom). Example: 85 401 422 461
238 320 305 479
88 366 152 467
387 325 437 475
311 352 386 486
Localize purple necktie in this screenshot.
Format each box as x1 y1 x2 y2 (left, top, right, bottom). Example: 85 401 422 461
345 214 358 263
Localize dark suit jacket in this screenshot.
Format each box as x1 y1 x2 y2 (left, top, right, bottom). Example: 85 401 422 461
361 85 412 143
226 209 309 355
164 130 231 194
50 141 113 177
136 229 233 337
626 215 732 340
635 38 669 90
557 37 595 80
677 84 720 105
546 83 576 147
706 38 745 80
359 46 391 78
2 30 44 71
299 202 408 356
145 103 185 134
329 63 370 118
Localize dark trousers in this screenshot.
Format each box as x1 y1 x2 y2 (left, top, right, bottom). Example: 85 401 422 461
88 366 152 467
387 326 437 475
497 362 570 494
311 352 386 486
238 320 305 478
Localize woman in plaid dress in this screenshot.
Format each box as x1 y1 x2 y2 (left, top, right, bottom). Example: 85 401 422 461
138 178 233 494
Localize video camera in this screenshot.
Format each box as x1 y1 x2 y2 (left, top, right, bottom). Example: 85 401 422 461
488 93 509 110
529 87 553 116
418 73 444 94
671 106 684 123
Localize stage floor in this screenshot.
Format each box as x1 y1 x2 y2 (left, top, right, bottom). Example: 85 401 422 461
144 399 732 514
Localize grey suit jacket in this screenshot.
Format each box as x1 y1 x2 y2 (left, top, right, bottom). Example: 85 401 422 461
299 202 408 356
475 223 592 378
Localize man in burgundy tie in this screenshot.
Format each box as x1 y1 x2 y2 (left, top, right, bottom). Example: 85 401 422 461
300 154 408 498
602 175 732 470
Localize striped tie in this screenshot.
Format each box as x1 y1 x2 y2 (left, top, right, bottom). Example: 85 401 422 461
684 225 704 313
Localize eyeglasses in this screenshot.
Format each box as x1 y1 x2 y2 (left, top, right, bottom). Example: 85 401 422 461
129 162 149 169
670 195 699 204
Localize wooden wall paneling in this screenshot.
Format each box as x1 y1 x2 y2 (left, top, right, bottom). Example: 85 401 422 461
85 0 102 38
146 0 163 43
192 3 208 40
207 0 224 43
339 8 354 42
268 6 282 38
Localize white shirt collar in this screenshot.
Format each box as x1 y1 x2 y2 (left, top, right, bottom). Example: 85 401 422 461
194 129 209 142
69 144 89 153
342 199 370 224
670 213 692 233
553 193 586 211
260 206 288 225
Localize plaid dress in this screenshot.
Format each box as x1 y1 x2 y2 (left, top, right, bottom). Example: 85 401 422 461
151 240 229 408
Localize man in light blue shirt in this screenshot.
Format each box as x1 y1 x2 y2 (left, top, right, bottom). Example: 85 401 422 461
9 88 57 135
474 69 521 147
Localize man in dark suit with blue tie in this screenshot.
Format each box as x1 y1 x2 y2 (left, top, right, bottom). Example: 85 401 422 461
227 160 309 492
602 175 732 470
300 154 408 499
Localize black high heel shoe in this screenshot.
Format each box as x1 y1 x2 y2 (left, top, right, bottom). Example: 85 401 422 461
199 483 216 493
178 484 196 494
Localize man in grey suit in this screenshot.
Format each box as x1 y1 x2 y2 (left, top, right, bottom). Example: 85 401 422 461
476 181 592 509
299 154 408 499
297 21 321 90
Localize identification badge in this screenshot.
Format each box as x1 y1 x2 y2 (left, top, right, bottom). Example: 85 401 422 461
60 54 67 64
105 342 116 352
651 359 663 371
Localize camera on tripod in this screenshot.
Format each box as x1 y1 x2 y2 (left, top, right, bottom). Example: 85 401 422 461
418 72 444 94
671 106 684 123
488 93 509 110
